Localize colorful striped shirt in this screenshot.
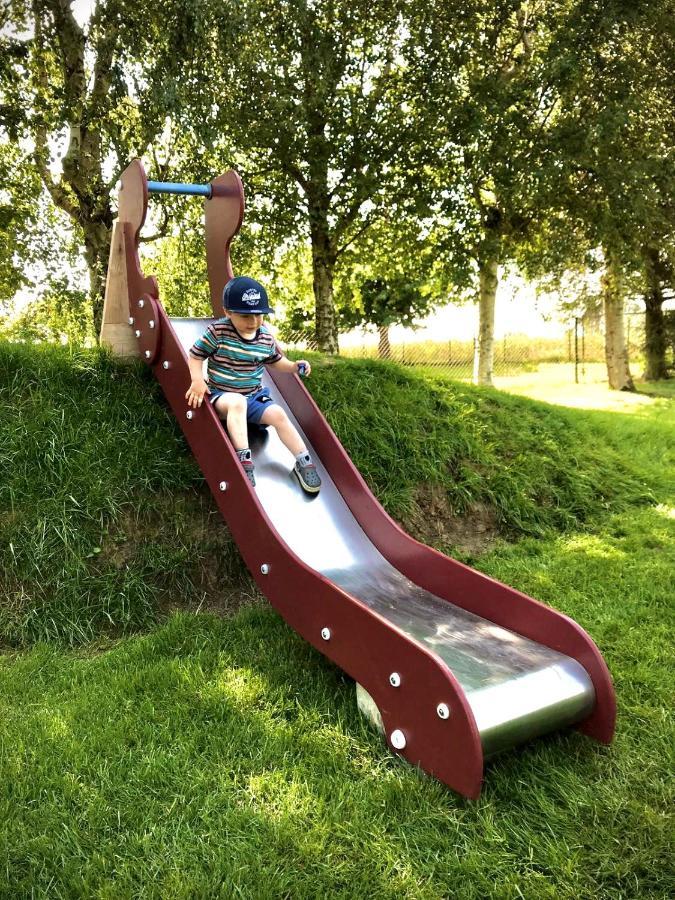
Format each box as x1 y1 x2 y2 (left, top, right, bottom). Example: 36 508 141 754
188 318 282 395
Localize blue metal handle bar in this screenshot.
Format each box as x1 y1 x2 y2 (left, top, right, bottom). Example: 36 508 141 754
147 180 212 198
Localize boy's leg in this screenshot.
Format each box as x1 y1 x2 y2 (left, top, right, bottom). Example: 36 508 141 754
259 405 321 493
213 393 256 486
213 392 248 449
258 405 305 455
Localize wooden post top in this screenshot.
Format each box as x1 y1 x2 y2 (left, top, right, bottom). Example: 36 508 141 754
117 159 149 239
204 170 245 317
101 159 246 353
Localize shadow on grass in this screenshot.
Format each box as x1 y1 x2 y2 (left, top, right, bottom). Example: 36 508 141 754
0 583 671 898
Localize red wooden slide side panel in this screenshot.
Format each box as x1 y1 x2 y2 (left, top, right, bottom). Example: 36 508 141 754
268 370 617 746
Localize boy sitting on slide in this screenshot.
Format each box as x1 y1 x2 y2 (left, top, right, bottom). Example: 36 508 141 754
185 276 321 493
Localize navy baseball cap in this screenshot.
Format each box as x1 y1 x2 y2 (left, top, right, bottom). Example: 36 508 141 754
223 276 274 314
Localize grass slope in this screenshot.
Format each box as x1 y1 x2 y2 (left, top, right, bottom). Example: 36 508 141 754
0 343 656 646
0 340 673 898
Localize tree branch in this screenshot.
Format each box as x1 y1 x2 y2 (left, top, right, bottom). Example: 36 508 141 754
30 3 81 222
335 211 378 258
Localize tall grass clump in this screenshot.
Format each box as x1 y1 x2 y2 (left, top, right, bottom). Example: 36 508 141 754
0 342 254 647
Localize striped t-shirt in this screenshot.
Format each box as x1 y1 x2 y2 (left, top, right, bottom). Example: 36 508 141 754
189 318 282 395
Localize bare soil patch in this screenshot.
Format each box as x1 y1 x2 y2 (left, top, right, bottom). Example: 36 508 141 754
403 484 500 556
99 486 262 618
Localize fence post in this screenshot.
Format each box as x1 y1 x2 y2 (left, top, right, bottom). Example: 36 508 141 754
581 318 586 379
574 318 579 384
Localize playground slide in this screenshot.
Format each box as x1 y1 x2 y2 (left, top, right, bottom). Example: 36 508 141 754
105 161 616 798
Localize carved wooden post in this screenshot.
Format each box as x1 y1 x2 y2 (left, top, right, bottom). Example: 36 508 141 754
204 172 245 317
100 159 155 357
99 220 139 357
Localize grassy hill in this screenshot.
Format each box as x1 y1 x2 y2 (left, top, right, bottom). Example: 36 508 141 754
0 340 673 898
0 341 659 647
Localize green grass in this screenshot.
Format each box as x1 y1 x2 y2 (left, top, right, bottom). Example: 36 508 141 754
1 345 660 646
0 340 673 897
308 357 655 535
0 511 672 898
0 342 256 647
637 377 675 400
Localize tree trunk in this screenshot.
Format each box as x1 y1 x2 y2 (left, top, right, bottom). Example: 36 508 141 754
310 212 339 354
378 324 391 359
643 246 669 381
473 246 499 386
601 254 635 391
83 216 114 336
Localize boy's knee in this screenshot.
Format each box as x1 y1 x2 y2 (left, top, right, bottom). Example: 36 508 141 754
261 405 287 427
216 393 246 417
266 406 290 428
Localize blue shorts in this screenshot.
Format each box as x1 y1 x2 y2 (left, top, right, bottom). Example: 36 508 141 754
209 386 277 426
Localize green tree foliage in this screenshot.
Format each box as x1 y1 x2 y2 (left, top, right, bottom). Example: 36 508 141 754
532 0 675 384
1 0 672 380
182 0 414 353
0 142 43 305
139 199 212 319
0 139 90 339
0 0 222 332
0 277 93 344
405 1 575 384
333 215 452 355
405 0 674 387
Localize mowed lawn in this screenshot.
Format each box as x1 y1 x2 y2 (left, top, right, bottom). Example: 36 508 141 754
0 349 673 898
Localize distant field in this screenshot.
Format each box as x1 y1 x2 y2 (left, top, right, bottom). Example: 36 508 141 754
334 334 651 386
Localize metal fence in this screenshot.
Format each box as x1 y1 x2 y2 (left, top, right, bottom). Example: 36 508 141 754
282 312 647 384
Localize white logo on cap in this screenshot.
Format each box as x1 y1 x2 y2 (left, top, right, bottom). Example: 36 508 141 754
242 288 261 305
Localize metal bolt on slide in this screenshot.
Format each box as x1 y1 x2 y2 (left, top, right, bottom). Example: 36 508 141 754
390 730 406 750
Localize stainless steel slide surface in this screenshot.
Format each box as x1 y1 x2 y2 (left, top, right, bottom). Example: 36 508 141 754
172 318 595 757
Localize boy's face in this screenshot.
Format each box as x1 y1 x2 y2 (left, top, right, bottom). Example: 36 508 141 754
228 311 263 338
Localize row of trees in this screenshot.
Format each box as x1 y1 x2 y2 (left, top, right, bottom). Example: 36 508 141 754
1 1 673 386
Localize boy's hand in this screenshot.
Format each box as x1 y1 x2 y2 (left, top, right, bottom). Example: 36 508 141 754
185 379 210 408
296 360 311 377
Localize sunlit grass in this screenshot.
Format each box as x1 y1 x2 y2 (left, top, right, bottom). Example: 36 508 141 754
0 528 672 899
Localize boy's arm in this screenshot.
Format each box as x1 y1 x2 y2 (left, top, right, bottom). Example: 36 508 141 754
269 356 311 376
185 355 210 408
